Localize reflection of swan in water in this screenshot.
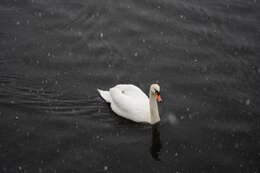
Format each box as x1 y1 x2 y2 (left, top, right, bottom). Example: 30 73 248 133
150 124 162 161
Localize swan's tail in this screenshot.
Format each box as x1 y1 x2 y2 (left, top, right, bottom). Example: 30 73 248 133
97 89 112 103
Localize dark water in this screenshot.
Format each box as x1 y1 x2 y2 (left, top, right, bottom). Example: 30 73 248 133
0 0 259 172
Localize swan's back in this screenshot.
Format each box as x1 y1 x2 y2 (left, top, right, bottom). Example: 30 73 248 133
101 84 150 123
114 85 145 96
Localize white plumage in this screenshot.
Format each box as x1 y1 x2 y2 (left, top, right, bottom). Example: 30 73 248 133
97 84 161 124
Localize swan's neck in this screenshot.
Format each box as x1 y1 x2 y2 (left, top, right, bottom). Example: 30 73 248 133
149 91 160 124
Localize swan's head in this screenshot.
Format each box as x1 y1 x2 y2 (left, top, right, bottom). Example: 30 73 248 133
150 84 162 102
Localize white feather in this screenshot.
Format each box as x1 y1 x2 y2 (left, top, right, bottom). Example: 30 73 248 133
97 84 161 124
97 89 112 103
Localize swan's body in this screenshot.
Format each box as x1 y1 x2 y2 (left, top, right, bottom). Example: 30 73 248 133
97 84 161 124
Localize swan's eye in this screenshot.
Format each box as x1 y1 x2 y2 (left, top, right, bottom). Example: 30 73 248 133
155 90 162 102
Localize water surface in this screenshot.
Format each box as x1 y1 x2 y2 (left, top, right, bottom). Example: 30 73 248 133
0 0 259 172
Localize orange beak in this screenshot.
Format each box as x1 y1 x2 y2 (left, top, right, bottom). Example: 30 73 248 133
156 93 162 102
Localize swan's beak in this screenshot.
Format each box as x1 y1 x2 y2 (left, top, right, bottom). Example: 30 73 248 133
156 93 162 102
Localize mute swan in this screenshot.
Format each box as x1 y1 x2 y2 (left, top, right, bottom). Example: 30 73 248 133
97 84 162 124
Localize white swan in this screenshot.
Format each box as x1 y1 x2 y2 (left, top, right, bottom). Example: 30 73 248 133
97 84 162 124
